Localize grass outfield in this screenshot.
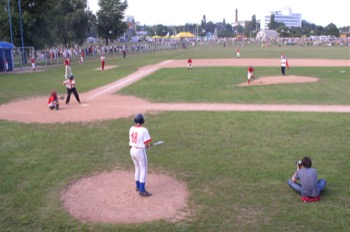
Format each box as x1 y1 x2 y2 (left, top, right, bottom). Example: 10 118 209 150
118 66 350 104
0 46 350 231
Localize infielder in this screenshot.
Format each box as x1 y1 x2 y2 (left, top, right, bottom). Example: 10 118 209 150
247 65 255 84
129 113 152 197
64 57 73 79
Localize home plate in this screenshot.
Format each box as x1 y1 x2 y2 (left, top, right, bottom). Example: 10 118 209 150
81 104 89 107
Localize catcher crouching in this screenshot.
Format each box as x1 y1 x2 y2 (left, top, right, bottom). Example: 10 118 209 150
48 90 60 110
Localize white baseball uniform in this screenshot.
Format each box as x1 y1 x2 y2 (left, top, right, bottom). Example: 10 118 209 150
129 125 151 185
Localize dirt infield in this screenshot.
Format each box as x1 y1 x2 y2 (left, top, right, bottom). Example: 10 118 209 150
1 58 349 224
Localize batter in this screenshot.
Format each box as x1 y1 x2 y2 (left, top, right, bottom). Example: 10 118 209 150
129 113 152 197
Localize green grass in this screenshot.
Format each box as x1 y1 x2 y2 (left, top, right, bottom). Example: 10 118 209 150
118 66 350 104
1 45 350 231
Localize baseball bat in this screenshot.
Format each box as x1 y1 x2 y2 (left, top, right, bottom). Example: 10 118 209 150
151 141 164 146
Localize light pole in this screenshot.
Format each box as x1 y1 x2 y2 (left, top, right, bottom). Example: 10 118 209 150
7 0 13 44
18 0 25 64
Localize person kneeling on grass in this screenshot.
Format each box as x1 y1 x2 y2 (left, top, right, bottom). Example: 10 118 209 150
287 156 327 202
48 90 59 110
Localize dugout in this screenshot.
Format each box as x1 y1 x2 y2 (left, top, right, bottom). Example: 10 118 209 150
0 42 15 72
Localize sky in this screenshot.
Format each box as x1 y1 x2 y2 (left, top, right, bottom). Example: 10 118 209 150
87 0 349 28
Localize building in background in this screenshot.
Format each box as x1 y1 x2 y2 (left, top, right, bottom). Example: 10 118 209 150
264 7 301 29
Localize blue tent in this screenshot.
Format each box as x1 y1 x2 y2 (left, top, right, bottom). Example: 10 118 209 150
0 42 15 72
0 42 16 49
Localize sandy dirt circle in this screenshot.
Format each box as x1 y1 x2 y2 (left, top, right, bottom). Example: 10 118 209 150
237 75 319 86
61 170 189 224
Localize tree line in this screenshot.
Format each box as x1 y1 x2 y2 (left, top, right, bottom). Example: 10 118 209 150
1 0 348 50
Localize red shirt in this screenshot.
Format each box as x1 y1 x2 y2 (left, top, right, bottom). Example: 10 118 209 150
48 95 57 104
248 66 254 73
31 58 35 63
64 58 71 66
188 58 192 64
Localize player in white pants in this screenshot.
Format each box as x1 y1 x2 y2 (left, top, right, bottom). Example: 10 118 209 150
129 113 152 197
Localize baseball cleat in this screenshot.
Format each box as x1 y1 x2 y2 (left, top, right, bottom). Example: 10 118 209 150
139 191 152 197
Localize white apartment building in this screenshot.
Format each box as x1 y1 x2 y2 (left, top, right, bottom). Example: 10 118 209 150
264 7 301 29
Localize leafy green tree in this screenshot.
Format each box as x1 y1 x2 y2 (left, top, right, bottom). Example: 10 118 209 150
96 0 128 45
324 23 340 37
0 0 59 49
200 15 206 36
268 14 276 29
56 0 92 48
206 21 216 34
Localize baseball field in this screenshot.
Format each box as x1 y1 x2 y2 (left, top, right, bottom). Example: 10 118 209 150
0 45 349 231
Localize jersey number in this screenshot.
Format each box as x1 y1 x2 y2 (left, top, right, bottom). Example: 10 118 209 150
131 132 138 143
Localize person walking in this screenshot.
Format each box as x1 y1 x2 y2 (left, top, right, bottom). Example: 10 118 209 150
62 75 81 104
101 54 106 70
287 156 327 202
129 113 152 197
64 57 73 79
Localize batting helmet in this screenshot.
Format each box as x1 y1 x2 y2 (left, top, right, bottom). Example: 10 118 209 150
134 113 145 124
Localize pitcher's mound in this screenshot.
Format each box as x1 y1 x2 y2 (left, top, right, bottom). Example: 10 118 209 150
238 75 319 86
61 170 190 224
94 65 118 70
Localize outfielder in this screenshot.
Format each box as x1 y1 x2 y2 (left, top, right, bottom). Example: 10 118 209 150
236 48 240 58
280 54 290 76
187 58 192 70
64 57 73 79
31 56 36 71
101 54 106 70
129 113 152 197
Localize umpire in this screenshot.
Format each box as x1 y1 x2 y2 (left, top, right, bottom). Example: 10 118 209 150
63 75 81 104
